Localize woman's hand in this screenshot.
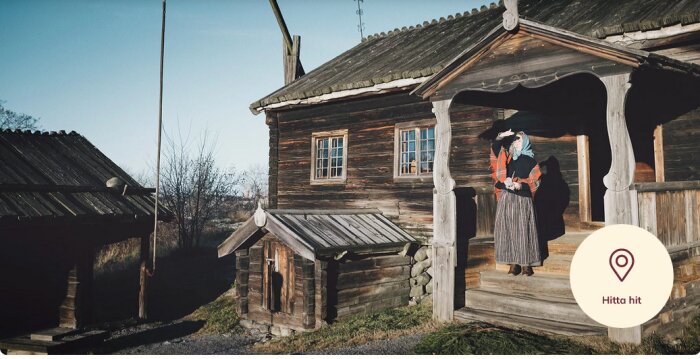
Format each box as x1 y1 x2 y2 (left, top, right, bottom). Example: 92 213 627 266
496 129 515 140
512 182 522 190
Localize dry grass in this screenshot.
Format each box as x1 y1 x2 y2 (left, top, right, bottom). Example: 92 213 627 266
253 303 438 354
186 290 241 335
416 315 700 355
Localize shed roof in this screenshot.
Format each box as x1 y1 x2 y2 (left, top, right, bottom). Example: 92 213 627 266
0 129 171 228
218 208 417 260
251 0 700 113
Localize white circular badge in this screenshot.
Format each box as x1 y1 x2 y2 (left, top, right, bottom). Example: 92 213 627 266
570 224 674 328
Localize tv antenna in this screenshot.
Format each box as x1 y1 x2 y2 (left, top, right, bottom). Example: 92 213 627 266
355 0 365 40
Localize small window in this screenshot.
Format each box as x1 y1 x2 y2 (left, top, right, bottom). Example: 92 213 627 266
394 119 436 180
311 129 348 184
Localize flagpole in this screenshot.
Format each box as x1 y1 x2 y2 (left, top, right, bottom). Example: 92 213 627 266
153 0 166 272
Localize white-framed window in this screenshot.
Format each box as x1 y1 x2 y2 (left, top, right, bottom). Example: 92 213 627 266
394 119 436 180
310 129 348 184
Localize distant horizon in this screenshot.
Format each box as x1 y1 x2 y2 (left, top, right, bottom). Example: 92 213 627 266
0 0 488 178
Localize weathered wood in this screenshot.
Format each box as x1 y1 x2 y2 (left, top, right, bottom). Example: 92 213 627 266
600 71 643 345
432 99 456 322
337 255 411 272
432 244 456 321
653 125 665 182
336 266 410 289
577 135 592 222
637 192 658 236
600 72 636 226
59 245 94 329
632 181 700 192
138 235 149 320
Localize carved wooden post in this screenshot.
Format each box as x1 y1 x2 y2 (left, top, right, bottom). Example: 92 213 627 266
600 72 641 344
431 99 456 321
139 235 150 320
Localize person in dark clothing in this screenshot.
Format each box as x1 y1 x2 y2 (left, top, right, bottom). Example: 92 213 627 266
490 129 545 276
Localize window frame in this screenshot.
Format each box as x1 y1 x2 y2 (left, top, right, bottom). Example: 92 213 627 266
310 129 348 185
393 119 437 182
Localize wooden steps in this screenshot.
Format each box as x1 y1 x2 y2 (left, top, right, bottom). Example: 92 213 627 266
465 287 600 327
479 270 573 299
456 232 606 336
454 307 606 336
0 329 107 355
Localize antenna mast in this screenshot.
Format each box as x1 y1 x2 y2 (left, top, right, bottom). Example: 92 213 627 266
355 0 365 40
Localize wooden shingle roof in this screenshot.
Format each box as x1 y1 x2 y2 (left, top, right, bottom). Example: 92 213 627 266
251 0 700 113
218 208 417 260
0 129 171 227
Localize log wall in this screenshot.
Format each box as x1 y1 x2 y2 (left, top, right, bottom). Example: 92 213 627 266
334 254 412 319
272 92 589 241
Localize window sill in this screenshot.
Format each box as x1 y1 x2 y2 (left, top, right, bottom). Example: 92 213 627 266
310 179 347 186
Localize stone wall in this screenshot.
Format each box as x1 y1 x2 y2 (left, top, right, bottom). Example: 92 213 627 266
409 246 433 305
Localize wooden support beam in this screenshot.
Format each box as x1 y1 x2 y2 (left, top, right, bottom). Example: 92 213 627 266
577 135 592 223
653 125 665 183
139 235 150 320
600 72 642 344
284 35 302 85
59 245 95 329
431 99 456 321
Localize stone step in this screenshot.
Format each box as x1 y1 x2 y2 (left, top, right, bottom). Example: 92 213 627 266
478 270 573 299
495 253 573 275
465 287 599 328
454 307 606 336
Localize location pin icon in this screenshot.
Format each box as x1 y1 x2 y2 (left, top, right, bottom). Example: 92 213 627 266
609 248 635 282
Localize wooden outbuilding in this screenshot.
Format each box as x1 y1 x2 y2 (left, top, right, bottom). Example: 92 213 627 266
0 129 170 345
218 206 418 333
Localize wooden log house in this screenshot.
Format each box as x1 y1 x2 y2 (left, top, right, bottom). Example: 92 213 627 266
0 129 171 347
228 0 700 344
218 206 418 333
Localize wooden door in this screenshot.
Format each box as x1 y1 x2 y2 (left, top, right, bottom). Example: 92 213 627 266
262 240 295 313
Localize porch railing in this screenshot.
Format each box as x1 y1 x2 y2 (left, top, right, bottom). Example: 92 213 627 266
633 181 700 249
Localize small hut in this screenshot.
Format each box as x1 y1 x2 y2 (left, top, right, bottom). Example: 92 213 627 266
0 129 170 352
218 207 418 334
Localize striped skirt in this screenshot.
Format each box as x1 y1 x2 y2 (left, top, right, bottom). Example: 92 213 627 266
494 191 548 266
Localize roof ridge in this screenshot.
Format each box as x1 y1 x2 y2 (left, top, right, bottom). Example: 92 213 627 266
362 1 503 42
0 129 80 136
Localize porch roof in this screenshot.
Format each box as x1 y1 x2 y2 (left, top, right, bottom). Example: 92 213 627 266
217 208 417 260
251 0 700 113
412 18 700 98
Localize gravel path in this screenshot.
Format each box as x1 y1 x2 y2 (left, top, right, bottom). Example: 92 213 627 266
306 333 427 355
102 320 426 355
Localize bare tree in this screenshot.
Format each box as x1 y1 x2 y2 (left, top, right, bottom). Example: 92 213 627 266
241 164 268 210
159 128 241 250
0 100 40 130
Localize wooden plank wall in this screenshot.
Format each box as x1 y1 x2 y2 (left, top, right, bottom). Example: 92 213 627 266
662 108 700 181
245 234 316 331
637 189 700 247
334 254 412 319
272 92 588 241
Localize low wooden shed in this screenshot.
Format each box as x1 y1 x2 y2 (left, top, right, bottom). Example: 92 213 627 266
218 207 418 333
0 129 171 344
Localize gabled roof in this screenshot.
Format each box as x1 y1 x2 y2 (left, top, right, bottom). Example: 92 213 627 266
217 208 417 260
251 0 700 113
412 18 700 98
0 129 171 228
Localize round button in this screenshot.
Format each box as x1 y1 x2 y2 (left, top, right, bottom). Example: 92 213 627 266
570 224 674 328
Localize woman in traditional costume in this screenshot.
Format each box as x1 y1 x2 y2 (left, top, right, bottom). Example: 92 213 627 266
490 129 546 276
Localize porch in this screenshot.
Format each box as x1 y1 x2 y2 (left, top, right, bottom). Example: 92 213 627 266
413 16 700 344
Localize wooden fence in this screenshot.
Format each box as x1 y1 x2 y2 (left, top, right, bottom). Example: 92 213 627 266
634 181 700 248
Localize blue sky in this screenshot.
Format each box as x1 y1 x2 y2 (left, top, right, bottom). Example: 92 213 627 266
0 0 488 177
